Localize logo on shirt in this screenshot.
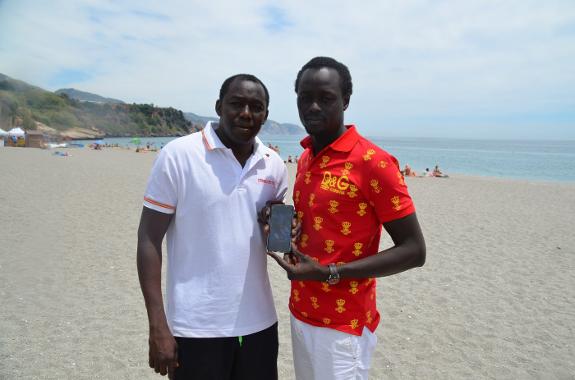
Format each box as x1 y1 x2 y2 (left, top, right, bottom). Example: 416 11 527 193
258 178 276 186
321 171 350 194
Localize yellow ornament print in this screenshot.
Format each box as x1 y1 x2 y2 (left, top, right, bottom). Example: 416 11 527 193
347 184 358 198
300 234 309 248
352 242 363 257
299 281 306 288
304 171 311 184
297 210 304 222
322 318 331 325
293 289 301 302
321 283 331 292
391 195 401 211
341 221 351 236
357 202 367 216
319 155 330 169
335 299 346 313
363 149 376 161
370 179 382 193
378 160 388 169
324 240 335 254
308 193 316 207
294 190 300 204
342 162 353 176
350 319 359 329
349 281 359 295
328 200 339 214
366 310 373 324
310 296 320 309
313 216 323 231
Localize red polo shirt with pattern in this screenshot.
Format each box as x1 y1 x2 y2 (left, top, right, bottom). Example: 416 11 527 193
290 125 416 336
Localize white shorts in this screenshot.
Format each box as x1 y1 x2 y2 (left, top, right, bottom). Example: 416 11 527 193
290 313 378 380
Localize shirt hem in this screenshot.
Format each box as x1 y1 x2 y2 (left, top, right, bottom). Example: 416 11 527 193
170 317 278 338
290 308 379 336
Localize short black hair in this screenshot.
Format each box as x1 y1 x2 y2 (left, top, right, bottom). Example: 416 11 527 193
294 57 353 98
219 74 270 107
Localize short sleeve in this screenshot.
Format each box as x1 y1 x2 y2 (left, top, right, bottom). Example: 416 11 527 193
275 163 289 202
143 149 178 214
362 150 415 224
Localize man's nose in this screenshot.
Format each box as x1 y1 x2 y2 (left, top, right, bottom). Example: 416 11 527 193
308 101 321 112
239 104 252 117
242 104 252 114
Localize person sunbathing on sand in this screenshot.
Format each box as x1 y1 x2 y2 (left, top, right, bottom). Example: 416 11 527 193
403 163 417 177
433 164 449 178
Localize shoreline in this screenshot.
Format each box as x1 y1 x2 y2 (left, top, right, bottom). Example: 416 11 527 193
4 145 575 185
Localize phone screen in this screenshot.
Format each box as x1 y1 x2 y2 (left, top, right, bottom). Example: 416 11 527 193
267 204 295 253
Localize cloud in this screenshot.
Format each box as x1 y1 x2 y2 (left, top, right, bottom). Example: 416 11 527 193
261 5 293 33
0 0 574 138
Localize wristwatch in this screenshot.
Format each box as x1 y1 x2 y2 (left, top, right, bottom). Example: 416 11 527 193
326 263 340 285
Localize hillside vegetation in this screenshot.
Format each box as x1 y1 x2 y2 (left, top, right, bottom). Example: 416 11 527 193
0 73 191 138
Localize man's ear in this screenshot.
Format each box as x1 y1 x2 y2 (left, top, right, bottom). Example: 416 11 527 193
215 99 222 116
263 109 269 124
343 96 350 111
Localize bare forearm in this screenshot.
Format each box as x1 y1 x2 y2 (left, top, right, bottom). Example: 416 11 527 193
137 240 169 330
338 240 425 279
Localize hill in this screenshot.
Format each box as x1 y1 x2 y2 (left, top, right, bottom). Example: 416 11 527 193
0 73 305 138
55 88 124 104
0 73 191 138
52 87 305 136
183 112 305 136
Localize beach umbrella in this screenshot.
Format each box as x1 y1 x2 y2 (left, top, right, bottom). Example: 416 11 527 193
8 127 25 137
94 140 104 145
0 128 8 136
131 137 141 145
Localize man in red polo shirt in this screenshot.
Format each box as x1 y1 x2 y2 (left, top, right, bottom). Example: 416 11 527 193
266 57 426 379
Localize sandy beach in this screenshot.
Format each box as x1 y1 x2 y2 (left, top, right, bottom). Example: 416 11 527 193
1 146 574 380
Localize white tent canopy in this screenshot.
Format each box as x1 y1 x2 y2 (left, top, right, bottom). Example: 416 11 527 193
0 128 8 136
8 127 25 137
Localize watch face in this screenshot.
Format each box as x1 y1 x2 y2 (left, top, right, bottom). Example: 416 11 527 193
327 264 340 285
327 276 340 285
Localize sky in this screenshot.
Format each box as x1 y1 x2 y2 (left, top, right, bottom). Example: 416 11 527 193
1 0 574 139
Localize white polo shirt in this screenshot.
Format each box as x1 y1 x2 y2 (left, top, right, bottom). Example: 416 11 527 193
143 121 288 337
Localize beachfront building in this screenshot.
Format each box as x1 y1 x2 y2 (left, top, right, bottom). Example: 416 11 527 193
25 131 45 148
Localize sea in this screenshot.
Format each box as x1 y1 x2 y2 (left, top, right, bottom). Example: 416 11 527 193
75 135 575 183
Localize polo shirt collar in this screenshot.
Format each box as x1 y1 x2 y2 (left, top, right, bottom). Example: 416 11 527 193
300 124 359 153
202 121 265 159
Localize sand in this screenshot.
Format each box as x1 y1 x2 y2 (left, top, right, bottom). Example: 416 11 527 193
1 146 574 379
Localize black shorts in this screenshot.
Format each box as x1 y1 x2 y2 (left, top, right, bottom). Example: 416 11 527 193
174 322 278 380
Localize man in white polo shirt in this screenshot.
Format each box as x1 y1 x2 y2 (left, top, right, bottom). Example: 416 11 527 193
137 74 288 380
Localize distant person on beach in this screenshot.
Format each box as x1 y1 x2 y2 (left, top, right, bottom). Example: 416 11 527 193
433 164 448 177
403 163 417 177
263 57 426 379
137 74 287 379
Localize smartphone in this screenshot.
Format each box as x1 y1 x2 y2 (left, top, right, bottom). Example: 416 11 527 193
266 204 295 253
